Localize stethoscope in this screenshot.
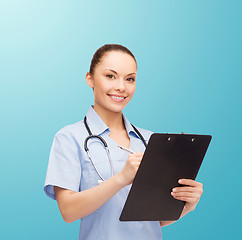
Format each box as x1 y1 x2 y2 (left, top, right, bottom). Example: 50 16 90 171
84 116 147 184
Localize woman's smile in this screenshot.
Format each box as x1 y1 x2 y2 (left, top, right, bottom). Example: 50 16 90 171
108 94 127 103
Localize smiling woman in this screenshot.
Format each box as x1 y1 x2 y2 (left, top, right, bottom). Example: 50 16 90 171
85 49 137 115
43 44 203 240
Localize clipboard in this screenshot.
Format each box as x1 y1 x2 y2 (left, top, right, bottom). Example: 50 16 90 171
119 133 212 221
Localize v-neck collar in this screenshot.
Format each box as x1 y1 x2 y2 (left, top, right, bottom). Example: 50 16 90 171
85 105 147 141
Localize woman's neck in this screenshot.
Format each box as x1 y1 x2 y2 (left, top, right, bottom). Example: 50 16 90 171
93 104 126 131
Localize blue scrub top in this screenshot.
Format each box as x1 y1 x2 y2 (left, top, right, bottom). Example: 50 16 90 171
44 105 162 240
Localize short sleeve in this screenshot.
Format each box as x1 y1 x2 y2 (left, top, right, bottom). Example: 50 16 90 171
43 129 82 200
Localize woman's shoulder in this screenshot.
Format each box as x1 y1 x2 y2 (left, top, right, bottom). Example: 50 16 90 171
53 120 85 139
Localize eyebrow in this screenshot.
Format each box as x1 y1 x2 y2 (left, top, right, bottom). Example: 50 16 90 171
104 69 136 76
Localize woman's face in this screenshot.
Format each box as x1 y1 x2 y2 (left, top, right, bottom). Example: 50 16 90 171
86 51 137 114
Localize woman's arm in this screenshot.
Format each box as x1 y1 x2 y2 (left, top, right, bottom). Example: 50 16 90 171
54 152 143 223
54 172 126 223
159 179 203 228
159 204 194 227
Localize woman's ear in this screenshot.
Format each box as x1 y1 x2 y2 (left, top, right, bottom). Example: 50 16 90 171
85 72 94 89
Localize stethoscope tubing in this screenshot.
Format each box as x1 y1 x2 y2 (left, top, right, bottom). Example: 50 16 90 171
83 116 146 183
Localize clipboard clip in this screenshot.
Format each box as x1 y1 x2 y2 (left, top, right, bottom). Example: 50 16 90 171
166 134 196 142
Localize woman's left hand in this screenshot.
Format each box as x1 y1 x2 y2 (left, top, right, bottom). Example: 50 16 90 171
171 179 203 211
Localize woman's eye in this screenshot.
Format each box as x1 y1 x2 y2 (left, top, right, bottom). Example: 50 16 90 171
127 77 135 82
106 74 115 79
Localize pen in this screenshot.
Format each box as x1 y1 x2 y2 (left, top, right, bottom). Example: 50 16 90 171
118 145 135 154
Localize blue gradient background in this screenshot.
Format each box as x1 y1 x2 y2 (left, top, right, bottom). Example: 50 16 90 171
0 0 241 239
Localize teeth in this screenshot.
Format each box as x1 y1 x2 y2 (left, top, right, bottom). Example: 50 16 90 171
111 96 125 100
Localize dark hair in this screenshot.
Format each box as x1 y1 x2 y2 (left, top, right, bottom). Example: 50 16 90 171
89 44 137 76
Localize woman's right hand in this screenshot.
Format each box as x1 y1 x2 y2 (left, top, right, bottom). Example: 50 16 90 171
117 152 144 186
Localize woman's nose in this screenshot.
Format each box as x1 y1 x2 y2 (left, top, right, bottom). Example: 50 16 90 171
115 79 125 91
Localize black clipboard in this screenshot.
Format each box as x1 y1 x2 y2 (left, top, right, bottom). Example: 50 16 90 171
119 133 212 221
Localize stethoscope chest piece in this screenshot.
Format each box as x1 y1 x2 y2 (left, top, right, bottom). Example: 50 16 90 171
97 180 104 185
